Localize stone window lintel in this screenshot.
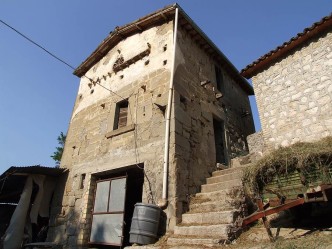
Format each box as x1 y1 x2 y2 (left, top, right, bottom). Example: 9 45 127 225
105 124 135 139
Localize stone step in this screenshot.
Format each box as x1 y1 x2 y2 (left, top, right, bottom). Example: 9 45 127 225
231 156 253 168
212 166 246 177
174 224 231 238
201 179 242 193
189 200 239 213
161 168 248 249
206 171 243 184
167 237 221 247
194 187 243 202
181 210 237 225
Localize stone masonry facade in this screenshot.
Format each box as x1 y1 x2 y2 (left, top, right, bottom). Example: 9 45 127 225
172 25 254 211
252 29 332 149
48 21 175 248
47 6 254 248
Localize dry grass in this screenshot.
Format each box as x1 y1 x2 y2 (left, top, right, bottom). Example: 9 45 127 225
242 136 332 197
230 227 332 249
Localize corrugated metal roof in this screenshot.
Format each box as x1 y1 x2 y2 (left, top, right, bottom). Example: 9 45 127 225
0 165 66 178
241 13 332 78
0 165 66 203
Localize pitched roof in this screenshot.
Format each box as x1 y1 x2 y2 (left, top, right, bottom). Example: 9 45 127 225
73 4 254 95
241 13 332 79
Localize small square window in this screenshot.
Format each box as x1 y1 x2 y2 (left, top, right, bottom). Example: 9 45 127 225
114 100 128 130
79 174 86 189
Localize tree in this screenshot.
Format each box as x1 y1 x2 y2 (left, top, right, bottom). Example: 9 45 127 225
51 132 66 167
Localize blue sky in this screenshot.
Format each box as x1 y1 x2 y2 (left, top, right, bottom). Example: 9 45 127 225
0 1 331 174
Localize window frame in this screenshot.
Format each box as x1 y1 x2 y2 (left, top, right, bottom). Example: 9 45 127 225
113 99 129 130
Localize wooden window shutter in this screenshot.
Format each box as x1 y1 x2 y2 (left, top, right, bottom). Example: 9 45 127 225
114 100 128 129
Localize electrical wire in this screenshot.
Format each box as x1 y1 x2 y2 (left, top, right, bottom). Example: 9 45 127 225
131 92 155 204
1 18 156 203
0 19 76 70
0 18 127 101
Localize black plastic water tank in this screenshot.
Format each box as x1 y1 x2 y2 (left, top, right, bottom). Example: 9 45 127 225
129 203 161 245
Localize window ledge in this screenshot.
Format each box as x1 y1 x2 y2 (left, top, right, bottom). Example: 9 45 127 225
105 124 135 139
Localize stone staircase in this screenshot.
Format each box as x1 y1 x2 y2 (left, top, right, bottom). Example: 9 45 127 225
166 166 248 248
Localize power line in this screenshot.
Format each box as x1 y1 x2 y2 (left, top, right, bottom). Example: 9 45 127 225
0 19 153 194
0 18 127 100
0 19 76 70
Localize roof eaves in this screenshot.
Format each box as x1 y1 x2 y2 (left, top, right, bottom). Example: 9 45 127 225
1 165 66 179
241 13 332 79
177 6 254 95
73 4 177 77
73 4 254 95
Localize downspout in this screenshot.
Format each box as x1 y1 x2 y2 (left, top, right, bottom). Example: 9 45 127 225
158 7 179 209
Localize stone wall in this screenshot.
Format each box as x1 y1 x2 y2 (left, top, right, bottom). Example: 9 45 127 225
247 131 265 155
252 29 332 149
48 21 177 248
48 18 255 248
172 25 255 216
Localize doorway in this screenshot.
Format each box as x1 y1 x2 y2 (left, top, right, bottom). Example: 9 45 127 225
213 118 227 165
89 165 144 248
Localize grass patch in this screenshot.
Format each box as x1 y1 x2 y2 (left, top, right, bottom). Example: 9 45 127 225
243 136 332 197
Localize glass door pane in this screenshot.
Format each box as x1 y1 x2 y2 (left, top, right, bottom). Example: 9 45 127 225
90 176 127 246
90 213 124 245
94 181 110 213
109 178 126 212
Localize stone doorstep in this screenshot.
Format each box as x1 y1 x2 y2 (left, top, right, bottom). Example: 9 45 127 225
174 224 232 237
231 155 252 167
211 166 246 177
201 179 242 192
181 210 236 225
206 171 243 184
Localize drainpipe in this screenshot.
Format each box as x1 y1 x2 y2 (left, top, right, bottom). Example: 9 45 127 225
158 7 179 209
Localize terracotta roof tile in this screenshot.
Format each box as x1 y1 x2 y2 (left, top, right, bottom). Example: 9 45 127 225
241 13 332 78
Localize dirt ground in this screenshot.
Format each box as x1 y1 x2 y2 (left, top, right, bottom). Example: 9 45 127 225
227 226 332 249
129 226 332 249
227 207 332 249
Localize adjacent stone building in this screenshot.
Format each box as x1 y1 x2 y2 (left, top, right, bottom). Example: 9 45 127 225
241 14 332 149
48 4 254 248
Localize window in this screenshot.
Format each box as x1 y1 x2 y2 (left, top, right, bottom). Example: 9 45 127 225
215 65 225 93
114 100 128 129
79 174 86 189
